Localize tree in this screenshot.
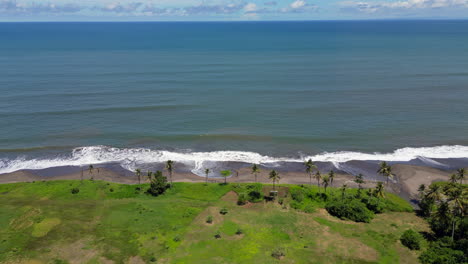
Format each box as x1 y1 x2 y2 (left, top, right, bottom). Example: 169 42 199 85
269 170 280 191
304 159 317 186
147 171 168 196
377 161 394 186
205 168 210 185
166 160 174 187
447 187 465 241
456 168 465 184
374 182 385 199
340 184 348 200
314 171 322 191
355 174 365 195
322 175 330 193
88 165 94 175
329 170 335 187
220 170 231 184
251 164 260 183
426 184 444 204
146 171 153 182
418 184 426 199
450 174 458 184
135 169 142 184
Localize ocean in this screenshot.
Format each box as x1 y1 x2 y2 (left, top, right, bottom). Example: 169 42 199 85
1 20 468 175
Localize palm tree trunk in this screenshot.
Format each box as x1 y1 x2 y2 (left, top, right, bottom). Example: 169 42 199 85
224 177 227 184
452 219 456 241
255 173 257 183
273 181 275 190
206 174 208 184
309 173 312 185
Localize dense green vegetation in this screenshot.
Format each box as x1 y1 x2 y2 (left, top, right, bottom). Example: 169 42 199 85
416 170 467 264
0 177 428 264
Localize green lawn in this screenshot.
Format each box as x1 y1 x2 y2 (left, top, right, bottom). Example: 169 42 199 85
0 180 428 264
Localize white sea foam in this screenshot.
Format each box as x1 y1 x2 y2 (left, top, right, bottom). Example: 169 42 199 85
0 145 467 174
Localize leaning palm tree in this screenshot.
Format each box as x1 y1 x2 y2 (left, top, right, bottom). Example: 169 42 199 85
205 168 210 185
456 168 465 184
329 170 335 187
304 159 317 185
269 170 280 191
374 182 385 199
135 169 142 184
314 171 322 191
251 164 260 183
166 160 174 187
322 175 330 193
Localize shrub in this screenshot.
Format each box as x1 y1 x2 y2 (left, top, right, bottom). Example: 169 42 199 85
248 190 263 203
291 188 305 202
109 188 114 192
400 229 422 250
214 231 221 239
235 228 243 235
419 239 466 264
219 207 228 215
147 171 168 196
237 193 248 205
206 216 213 224
361 196 385 213
173 235 181 242
303 203 316 213
271 247 285 259
325 199 374 223
149 256 157 262
71 188 80 194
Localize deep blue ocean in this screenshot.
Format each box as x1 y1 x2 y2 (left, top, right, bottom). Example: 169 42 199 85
1 21 467 174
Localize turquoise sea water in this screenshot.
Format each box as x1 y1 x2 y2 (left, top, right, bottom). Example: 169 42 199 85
0 21 467 173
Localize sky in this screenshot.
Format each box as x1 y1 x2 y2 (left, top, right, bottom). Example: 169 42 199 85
1 0 468 21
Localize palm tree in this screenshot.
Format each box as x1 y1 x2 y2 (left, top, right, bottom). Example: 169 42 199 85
166 160 174 187
88 165 94 175
135 169 142 184
418 184 426 199
251 164 260 183
220 170 231 185
205 168 210 185
355 174 365 190
314 171 322 191
322 175 330 193
146 171 153 182
374 182 385 199
304 159 317 185
450 174 458 184
329 170 335 187
340 184 348 200
377 161 393 186
456 168 465 184
426 184 444 204
447 187 465 241
269 170 280 191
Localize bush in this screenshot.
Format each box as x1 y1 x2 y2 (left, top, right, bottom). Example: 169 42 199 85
237 193 248 205
291 188 305 203
400 229 422 250
147 171 168 196
206 215 213 224
303 203 316 213
248 190 263 202
71 188 80 194
214 231 221 239
271 247 285 259
325 199 374 223
419 239 466 264
361 196 385 213
235 228 243 235
219 207 228 215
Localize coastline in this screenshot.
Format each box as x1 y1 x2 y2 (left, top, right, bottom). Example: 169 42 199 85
0 162 456 203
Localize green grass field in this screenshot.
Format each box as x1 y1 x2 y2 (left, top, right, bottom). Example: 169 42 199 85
0 180 428 264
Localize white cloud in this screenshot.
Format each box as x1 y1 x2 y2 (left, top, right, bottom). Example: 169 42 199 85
290 0 307 9
340 0 468 13
244 3 257 12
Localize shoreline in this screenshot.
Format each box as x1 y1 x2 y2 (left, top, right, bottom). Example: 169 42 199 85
0 162 456 203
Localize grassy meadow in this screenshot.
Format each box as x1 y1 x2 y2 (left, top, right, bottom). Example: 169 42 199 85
0 180 428 264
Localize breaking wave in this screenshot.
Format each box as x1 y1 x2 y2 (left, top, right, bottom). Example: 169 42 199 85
0 145 467 174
